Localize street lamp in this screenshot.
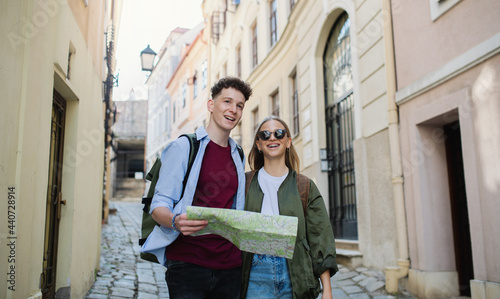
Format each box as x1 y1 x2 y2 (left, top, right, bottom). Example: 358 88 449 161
140 44 157 72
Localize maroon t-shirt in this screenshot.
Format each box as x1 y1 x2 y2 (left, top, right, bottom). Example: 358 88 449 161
165 140 241 269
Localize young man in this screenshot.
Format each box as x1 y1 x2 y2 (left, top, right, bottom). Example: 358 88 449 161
141 77 252 298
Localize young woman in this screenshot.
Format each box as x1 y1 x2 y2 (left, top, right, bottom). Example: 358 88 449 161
241 116 338 299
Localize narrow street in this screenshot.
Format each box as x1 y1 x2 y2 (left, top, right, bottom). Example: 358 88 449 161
85 200 169 299
85 200 414 299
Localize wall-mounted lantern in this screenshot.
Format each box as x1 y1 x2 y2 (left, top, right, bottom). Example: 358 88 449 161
140 44 157 72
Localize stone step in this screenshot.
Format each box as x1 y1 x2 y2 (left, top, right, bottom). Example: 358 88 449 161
337 248 363 268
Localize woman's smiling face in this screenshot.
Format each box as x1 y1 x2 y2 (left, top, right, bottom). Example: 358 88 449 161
256 119 291 160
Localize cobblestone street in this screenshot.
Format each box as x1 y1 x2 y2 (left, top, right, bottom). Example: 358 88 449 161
85 200 169 299
85 200 415 299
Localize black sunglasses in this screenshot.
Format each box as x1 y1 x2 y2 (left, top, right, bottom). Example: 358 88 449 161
257 129 287 141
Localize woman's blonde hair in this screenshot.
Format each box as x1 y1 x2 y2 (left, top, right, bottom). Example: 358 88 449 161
248 115 300 172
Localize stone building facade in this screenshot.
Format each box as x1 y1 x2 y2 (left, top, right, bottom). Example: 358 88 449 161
145 24 204 172
1 0 123 297
202 0 401 275
393 0 500 298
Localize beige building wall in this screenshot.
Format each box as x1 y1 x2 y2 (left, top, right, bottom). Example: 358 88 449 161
168 29 211 138
203 0 400 271
1 0 121 298
393 0 500 298
144 25 203 173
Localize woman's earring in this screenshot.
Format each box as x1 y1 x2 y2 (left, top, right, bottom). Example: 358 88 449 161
258 149 262 154
286 147 290 152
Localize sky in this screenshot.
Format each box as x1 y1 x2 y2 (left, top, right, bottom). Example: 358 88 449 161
113 0 204 101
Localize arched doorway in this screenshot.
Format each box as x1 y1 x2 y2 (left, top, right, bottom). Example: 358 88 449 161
323 12 357 240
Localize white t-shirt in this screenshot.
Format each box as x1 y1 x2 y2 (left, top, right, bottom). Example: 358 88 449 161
258 168 288 215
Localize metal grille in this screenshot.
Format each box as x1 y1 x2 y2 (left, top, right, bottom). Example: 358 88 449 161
211 12 221 44
325 92 357 239
42 91 66 298
292 91 299 135
323 12 357 239
291 72 299 135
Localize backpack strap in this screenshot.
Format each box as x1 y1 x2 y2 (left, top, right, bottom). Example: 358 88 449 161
236 144 244 162
296 173 310 216
180 133 200 199
141 158 162 213
146 158 161 182
245 170 257 196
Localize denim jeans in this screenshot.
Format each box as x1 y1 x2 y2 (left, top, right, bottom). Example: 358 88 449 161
165 259 241 299
246 254 293 299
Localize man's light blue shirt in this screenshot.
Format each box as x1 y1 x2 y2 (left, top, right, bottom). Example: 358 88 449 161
140 126 246 266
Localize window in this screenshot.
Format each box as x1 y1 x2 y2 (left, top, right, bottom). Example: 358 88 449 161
159 110 163 136
252 23 258 67
193 76 198 99
173 102 176 123
252 108 259 134
67 43 75 80
156 115 161 138
67 51 73 80
164 105 170 136
270 0 278 46
182 83 187 107
236 45 242 78
291 72 299 135
271 91 279 117
202 60 208 89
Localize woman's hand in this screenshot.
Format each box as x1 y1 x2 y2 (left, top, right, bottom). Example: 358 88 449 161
320 270 333 299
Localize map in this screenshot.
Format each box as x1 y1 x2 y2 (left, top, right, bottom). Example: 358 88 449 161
186 206 298 259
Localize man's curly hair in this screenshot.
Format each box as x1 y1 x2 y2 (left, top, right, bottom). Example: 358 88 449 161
211 76 253 101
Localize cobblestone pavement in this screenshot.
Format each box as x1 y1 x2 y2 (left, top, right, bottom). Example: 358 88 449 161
85 200 415 299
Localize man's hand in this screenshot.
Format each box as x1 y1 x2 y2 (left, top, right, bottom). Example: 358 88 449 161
174 213 208 235
151 206 208 235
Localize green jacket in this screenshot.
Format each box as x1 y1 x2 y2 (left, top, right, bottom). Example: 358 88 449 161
241 170 338 299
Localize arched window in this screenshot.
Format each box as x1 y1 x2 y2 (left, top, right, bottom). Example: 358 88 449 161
323 12 357 239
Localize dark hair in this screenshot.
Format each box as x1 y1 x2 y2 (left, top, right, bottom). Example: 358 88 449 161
211 76 253 101
248 115 300 172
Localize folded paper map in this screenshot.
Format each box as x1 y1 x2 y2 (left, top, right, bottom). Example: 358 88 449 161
186 206 298 259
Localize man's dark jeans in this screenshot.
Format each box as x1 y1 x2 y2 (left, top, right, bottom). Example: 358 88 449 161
165 259 242 299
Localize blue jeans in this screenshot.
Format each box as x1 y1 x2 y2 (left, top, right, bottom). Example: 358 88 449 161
246 254 293 299
165 259 241 299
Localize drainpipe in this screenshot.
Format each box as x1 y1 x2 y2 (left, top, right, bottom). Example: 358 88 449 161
381 0 410 293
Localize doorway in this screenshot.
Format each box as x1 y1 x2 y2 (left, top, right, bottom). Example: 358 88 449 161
323 11 358 239
444 121 473 296
41 90 66 298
